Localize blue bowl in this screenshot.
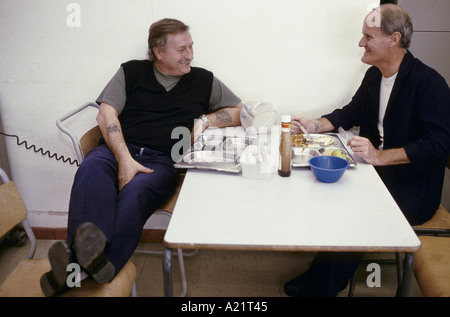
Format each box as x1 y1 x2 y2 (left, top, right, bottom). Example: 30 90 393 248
308 156 350 183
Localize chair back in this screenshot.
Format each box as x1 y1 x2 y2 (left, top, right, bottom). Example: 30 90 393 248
79 125 102 160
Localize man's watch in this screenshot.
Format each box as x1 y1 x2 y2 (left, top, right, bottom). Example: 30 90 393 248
313 120 319 134
200 114 209 128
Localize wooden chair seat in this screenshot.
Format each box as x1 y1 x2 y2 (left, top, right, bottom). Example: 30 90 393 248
413 236 450 297
412 204 450 297
0 259 136 297
413 204 450 231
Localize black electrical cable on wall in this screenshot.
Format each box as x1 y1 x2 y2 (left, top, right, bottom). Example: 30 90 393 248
0 131 80 166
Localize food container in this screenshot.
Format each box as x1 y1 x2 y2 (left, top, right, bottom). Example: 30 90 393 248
182 151 236 163
291 133 356 167
223 137 252 156
308 156 349 183
240 145 273 180
175 133 246 173
291 148 321 167
176 150 242 173
240 101 277 131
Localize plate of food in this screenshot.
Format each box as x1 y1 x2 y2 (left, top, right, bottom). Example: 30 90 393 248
291 133 356 167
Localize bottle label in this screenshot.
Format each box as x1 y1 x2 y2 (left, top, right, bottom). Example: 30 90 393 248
281 122 290 132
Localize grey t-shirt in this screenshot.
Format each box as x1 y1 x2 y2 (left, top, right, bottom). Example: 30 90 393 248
97 64 241 114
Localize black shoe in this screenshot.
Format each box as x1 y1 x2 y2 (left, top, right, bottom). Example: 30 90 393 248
40 241 73 296
284 273 317 297
73 222 115 284
283 271 339 297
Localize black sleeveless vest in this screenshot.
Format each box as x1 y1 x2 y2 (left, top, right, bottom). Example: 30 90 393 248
120 60 213 154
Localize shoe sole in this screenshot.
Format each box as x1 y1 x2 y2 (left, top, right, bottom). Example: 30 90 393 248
40 241 72 296
74 222 115 283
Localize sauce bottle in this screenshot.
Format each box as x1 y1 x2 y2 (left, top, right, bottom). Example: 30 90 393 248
278 115 292 177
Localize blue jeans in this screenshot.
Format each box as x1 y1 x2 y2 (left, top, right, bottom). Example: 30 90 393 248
67 143 178 274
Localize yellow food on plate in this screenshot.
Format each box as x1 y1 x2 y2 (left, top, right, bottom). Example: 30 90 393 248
331 149 346 159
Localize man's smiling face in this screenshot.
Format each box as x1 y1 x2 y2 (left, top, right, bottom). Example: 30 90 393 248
358 21 391 67
154 31 194 76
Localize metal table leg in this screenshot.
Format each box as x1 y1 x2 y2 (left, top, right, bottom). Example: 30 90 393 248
163 247 173 297
395 252 403 286
396 252 414 297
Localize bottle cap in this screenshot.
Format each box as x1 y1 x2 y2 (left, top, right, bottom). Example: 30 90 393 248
281 115 291 123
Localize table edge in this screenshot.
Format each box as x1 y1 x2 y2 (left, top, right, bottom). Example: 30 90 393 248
163 240 421 253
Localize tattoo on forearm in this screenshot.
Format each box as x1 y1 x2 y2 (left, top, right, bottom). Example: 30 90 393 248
107 124 120 136
214 110 232 124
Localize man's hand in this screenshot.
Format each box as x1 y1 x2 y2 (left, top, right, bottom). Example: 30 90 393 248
291 116 312 134
348 136 380 164
117 158 154 191
291 116 334 134
348 135 410 166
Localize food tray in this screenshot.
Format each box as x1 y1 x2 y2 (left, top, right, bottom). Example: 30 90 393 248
176 150 242 173
291 134 356 167
174 134 255 173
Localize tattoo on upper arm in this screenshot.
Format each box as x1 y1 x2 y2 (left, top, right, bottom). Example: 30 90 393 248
107 124 120 136
214 109 232 124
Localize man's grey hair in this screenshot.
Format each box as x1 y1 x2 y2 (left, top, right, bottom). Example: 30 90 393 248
380 4 413 50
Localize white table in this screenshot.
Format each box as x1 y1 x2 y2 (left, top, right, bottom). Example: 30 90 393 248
163 136 421 297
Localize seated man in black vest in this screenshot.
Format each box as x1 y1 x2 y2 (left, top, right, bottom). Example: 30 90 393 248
41 18 242 296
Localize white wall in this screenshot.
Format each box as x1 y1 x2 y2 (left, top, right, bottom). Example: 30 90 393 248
0 0 152 226
1 0 378 228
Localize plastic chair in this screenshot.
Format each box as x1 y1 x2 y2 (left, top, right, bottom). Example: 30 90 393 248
56 102 194 297
0 167 137 297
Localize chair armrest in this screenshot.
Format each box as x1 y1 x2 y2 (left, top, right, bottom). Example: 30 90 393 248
56 102 100 162
0 167 10 183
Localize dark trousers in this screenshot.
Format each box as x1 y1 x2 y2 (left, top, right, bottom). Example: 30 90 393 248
285 251 365 296
67 144 178 274
307 252 365 296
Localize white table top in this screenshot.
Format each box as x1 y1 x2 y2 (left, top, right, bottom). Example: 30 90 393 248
164 134 421 253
